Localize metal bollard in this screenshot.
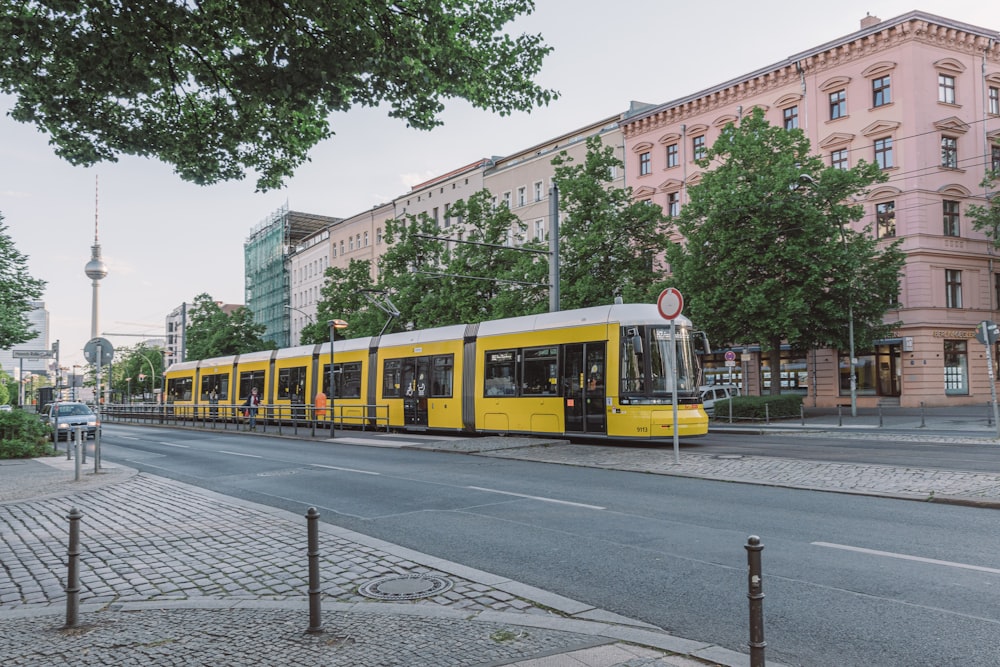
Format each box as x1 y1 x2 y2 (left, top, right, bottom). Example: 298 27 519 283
94 425 101 473
305 507 323 633
745 535 766 667
764 403 770 425
800 405 804 426
837 404 843 427
63 508 82 628
920 401 926 428
74 432 82 482
878 406 883 428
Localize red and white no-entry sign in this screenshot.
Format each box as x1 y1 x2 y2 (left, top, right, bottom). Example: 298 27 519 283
657 287 683 320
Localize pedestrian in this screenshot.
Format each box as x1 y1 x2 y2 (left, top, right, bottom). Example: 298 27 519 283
243 386 261 431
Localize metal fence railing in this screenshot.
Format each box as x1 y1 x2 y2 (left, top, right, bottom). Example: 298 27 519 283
101 402 391 437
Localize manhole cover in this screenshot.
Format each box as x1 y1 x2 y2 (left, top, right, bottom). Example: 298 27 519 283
358 574 453 600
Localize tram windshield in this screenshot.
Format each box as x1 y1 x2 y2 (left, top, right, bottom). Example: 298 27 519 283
621 325 700 396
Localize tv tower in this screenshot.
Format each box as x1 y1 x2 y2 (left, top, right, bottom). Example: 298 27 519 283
84 175 108 340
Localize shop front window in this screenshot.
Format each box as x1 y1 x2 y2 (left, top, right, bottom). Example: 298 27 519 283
944 340 969 395
839 352 878 396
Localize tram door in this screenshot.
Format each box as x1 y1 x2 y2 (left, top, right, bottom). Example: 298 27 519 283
563 343 606 434
402 357 430 426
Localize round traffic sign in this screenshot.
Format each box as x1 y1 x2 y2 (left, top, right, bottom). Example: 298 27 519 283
724 351 736 361
657 288 683 320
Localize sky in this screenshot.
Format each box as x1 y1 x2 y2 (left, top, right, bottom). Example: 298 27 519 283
2 1 998 368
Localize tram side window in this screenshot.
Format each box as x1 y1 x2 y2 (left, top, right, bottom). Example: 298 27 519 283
484 350 517 396
383 359 402 398
239 371 266 401
621 327 645 393
431 355 454 397
200 373 230 401
522 347 558 395
321 362 362 398
167 376 193 401
339 362 362 398
278 366 307 400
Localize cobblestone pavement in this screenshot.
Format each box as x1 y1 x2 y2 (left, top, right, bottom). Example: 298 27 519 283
0 458 734 667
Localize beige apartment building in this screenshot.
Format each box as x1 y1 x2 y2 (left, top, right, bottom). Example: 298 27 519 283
622 10 1000 408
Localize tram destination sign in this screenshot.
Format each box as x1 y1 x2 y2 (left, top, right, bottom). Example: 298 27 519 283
12 349 54 359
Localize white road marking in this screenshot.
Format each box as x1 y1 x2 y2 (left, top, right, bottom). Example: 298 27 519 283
158 441 189 448
812 542 1000 575
217 450 262 459
467 486 605 510
311 464 380 475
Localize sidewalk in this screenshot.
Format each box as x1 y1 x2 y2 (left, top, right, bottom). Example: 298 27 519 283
3 409 998 666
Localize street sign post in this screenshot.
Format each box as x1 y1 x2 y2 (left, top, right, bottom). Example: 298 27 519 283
657 288 684 463
976 321 1000 438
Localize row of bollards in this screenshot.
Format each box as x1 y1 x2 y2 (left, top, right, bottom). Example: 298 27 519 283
59 506 767 660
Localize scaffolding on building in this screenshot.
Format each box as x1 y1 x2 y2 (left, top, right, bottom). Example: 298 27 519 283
245 206 341 348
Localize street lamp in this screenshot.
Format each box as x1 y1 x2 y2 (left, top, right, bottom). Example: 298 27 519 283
125 377 132 404
328 318 348 436
798 174 857 417
136 351 158 403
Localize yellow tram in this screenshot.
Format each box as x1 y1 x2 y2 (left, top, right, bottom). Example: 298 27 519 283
164 303 710 440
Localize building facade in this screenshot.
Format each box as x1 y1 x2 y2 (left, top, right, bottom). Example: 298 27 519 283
622 11 1000 408
0 300 50 382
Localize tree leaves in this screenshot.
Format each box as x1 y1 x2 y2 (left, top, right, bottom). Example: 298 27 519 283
0 215 47 351
0 0 556 190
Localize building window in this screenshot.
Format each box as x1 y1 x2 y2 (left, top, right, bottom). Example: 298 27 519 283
667 192 680 218
829 90 846 120
943 200 960 237
533 181 543 202
941 136 958 168
339 240 344 256
364 231 369 247
502 191 511 208
876 201 895 238
831 149 848 170
783 105 799 130
693 135 706 160
945 269 963 308
348 236 354 251
517 187 526 207
944 340 968 395
666 143 678 168
874 137 893 169
639 151 651 175
376 228 382 244
992 145 1000 172
938 74 956 104
990 86 999 115
534 219 544 241
872 75 891 107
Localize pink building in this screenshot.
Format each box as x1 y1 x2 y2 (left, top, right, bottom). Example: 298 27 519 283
622 11 1000 408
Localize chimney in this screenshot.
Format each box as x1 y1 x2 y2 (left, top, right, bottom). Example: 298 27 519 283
860 13 881 29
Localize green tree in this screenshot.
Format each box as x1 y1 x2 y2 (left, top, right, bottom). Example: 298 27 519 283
442 190 548 322
552 136 671 309
969 168 1000 247
0 369 12 406
115 344 165 400
299 259 385 344
0 215 47 350
667 108 904 393
0 1 556 191
186 293 272 358
375 212 457 330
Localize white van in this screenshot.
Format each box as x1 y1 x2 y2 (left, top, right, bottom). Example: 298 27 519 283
699 384 740 416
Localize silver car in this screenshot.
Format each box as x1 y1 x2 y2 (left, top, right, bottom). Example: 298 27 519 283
43 402 101 440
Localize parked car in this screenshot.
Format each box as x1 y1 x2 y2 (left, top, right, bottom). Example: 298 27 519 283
41 402 101 440
700 384 740 417
0 404 12 412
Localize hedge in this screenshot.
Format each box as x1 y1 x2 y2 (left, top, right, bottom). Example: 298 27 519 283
712 394 803 421
0 409 55 459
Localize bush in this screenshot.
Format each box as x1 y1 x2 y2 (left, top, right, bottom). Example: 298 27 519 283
713 393 803 421
0 409 55 458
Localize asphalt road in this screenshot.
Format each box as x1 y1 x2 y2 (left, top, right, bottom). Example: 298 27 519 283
98 424 1000 667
